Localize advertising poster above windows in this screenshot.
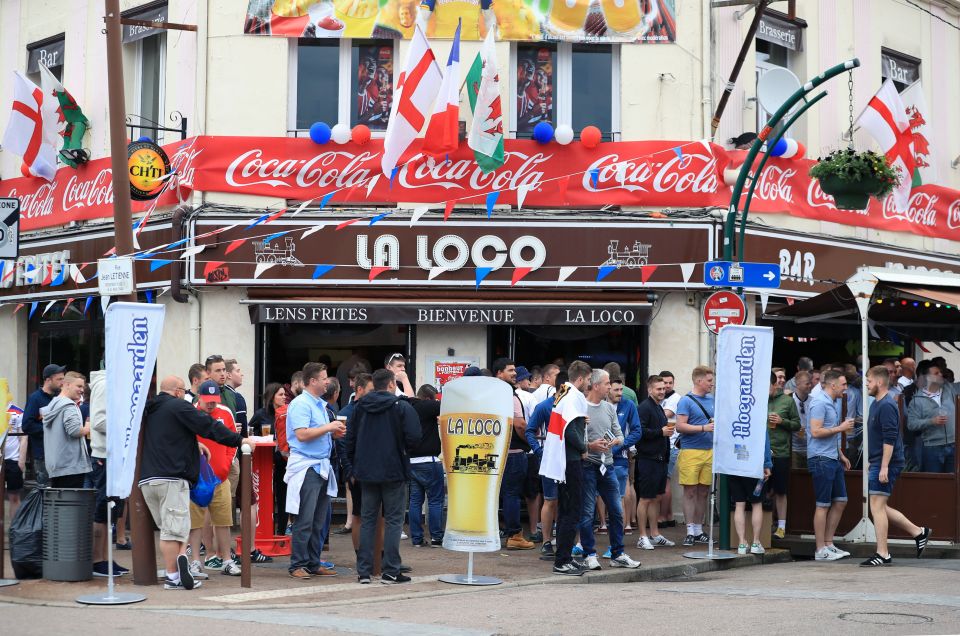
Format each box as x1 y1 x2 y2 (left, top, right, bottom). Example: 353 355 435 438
353 43 394 129
244 0 676 43
516 46 554 135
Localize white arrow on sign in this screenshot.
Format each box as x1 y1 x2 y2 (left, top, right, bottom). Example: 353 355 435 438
763 271 776 281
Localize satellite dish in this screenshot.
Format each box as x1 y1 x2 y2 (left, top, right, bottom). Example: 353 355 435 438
757 67 802 116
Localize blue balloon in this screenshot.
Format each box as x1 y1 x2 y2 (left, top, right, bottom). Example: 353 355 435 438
533 121 554 144
309 122 332 145
136 136 152 143
769 138 788 157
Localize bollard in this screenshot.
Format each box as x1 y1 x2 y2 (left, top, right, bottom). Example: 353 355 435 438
240 444 253 588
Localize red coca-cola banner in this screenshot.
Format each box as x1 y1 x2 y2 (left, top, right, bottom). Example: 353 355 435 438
5 135 960 243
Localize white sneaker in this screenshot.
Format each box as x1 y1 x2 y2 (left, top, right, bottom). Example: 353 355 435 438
815 547 842 561
637 536 655 550
737 544 747 555
750 542 765 555
400 531 409 540
610 553 641 569
222 560 242 576
826 545 850 558
188 560 209 580
583 554 602 571
653 535 675 547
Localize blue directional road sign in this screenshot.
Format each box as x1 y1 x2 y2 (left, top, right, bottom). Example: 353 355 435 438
703 261 781 289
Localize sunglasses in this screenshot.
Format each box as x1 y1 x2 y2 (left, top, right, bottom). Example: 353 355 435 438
205 355 224 365
387 353 405 364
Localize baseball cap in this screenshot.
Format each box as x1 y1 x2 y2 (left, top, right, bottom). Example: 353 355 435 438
197 380 221 403
515 366 532 382
462 366 483 377
42 364 66 380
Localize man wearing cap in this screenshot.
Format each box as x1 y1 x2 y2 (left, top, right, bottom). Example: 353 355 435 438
187 380 245 578
141 376 256 591
22 363 66 488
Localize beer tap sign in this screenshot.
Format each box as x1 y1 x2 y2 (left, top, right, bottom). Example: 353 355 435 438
438 376 514 585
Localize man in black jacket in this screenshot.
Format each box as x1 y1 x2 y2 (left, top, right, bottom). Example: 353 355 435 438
408 384 444 547
345 369 420 584
140 376 256 591
630 375 675 551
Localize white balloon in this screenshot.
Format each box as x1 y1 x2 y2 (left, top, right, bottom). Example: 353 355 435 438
332 123 351 145
555 125 574 145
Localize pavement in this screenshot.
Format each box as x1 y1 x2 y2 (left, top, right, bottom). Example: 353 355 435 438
0 525 788 609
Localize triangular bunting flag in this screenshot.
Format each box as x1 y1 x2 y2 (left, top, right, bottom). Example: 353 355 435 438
13 303 25 315
62 298 75 316
101 296 110 314
246 211 272 229
511 267 532 286
369 266 391 281
389 166 399 188
301 224 326 239
485 191 499 218
337 218 361 231
558 266 577 283
786 297 795 306
597 265 617 282
409 206 429 226
41 264 53 286
150 259 175 272
180 245 205 259
225 238 246 255
444 200 455 221
145 290 154 304
370 211 392 225
254 263 275 279
262 230 291 245
203 261 226 277
867 319 880 339
82 297 93 316
42 300 56 316
365 175 379 197
320 192 335 209
291 199 314 216
640 265 657 284
49 266 65 287
475 267 493 289
428 266 447 280
312 264 335 279
914 338 931 353
589 168 600 188
679 263 695 283
673 146 683 160
759 292 770 314
266 209 287 223
28 301 39 319
557 176 570 202
516 184 532 210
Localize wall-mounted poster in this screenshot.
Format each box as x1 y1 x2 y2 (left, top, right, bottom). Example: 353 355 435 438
353 43 394 129
244 0 677 43
516 45 554 135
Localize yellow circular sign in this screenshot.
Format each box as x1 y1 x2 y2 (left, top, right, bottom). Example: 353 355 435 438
127 141 170 201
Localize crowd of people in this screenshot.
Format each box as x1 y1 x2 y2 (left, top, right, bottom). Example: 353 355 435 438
4 349 950 589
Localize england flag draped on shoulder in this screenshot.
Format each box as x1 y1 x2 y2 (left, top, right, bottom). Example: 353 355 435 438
539 382 589 482
381 24 443 177
856 79 915 213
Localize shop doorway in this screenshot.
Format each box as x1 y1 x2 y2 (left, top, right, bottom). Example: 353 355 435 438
260 322 412 408
27 300 105 401
489 325 647 395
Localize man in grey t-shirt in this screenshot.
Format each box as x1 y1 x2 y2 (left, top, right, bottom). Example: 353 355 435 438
578 369 640 572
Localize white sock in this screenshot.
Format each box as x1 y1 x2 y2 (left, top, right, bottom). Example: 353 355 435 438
777 520 786 530
687 523 696 535
166 569 180 583
694 524 703 535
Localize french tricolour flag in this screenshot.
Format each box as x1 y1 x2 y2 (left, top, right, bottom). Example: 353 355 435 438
422 20 461 159
7 404 23 417
539 382 589 483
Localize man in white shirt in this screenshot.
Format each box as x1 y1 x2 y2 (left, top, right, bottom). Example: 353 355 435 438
532 364 560 402
385 353 415 398
899 357 916 390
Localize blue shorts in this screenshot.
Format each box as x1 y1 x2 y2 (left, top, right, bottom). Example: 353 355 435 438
808 456 847 507
541 475 558 501
613 462 629 498
667 447 680 478
868 463 903 497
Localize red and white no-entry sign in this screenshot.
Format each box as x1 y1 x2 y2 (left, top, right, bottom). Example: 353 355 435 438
702 290 747 335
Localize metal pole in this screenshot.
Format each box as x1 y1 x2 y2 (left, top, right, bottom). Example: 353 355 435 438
860 311 869 524
241 444 253 588
710 0 770 139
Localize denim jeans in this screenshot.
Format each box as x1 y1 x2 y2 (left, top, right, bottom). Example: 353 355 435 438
358 480 406 578
579 463 625 558
499 453 527 537
408 461 445 544
921 444 956 473
289 470 329 571
554 459 583 567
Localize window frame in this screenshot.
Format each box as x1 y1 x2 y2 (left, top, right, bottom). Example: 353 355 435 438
289 38 399 138
509 42 620 141
133 32 167 142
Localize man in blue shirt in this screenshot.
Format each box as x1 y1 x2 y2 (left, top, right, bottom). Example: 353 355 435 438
861 365 931 566
285 362 346 580
807 369 854 561
608 376 641 537
675 366 716 547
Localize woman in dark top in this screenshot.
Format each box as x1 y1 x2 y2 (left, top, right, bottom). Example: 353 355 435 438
248 382 284 436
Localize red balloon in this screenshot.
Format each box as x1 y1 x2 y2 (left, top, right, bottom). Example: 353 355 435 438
352 125 371 145
795 142 806 159
20 163 32 178
581 126 602 149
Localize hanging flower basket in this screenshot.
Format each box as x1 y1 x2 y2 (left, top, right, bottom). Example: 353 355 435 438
809 149 900 210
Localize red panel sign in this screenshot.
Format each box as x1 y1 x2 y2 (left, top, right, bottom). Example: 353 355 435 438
702 291 747 335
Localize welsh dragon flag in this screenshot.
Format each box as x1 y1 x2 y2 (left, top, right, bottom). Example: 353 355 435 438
466 29 504 174
900 81 937 187
39 64 89 168
539 382 589 483
2 72 59 181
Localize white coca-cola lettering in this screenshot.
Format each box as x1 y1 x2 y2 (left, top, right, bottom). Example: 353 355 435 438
298 151 376 189
881 192 938 227
753 166 796 203
946 199 960 230
468 152 547 192
9 182 56 219
805 180 870 217
168 139 202 187
62 169 114 212
584 153 719 195
226 149 302 187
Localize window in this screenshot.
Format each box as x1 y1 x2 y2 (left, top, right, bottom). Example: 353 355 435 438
292 39 396 134
881 48 920 94
123 2 167 141
26 35 65 86
512 43 618 141
754 11 804 132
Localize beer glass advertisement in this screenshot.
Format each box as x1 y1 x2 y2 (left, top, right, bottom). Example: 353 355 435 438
353 44 394 130
439 377 514 552
244 0 677 43
516 46 554 136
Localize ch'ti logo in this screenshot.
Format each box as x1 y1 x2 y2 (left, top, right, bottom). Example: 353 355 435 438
127 141 171 201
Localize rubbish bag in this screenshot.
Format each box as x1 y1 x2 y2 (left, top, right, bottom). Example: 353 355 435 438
190 455 221 508
9 488 44 579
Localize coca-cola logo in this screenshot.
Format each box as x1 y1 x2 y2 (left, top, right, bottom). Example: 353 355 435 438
947 199 960 230
583 153 719 195
62 169 114 212
8 181 56 219
752 166 795 203
882 192 938 227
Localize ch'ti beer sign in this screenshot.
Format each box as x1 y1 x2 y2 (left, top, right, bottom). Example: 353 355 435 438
127 141 171 201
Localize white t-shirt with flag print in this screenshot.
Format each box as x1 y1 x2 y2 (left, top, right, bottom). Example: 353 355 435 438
538 382 589 483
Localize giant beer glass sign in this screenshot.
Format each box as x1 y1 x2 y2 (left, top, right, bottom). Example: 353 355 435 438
440 377 514 552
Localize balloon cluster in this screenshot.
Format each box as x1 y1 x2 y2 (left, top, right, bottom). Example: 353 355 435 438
308 122 372 146
768 137 805 159
532 123 603 149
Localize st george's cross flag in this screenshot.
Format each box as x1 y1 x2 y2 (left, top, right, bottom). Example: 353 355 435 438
2 72 59 181
381 24 443 177
422 20 462 159
539 382 589 483
856 79 915 213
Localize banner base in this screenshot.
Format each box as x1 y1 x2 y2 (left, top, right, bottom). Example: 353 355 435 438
76 591 147 605
682 550 738 560
0 579 19 587
842 517 877 543
438 551 502 586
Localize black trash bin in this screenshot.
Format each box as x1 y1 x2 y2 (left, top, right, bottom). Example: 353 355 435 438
42 488 96 582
